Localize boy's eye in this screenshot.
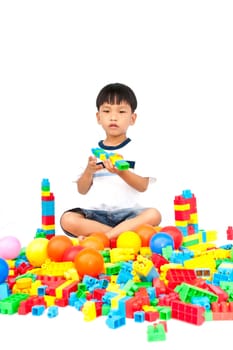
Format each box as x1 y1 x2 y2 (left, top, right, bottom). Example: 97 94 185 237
120 110 126 113
103 109 109 113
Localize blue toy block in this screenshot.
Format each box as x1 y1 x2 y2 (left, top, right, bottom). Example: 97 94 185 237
106 309 126 329
32 305 46 316
47 306 59 318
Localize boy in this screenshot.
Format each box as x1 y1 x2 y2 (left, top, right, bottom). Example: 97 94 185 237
60 82 161 240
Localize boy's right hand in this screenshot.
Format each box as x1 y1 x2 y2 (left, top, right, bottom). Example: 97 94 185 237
86 156 104 175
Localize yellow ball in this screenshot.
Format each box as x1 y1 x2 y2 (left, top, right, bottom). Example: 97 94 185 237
26 238 49 267
116 231 142 253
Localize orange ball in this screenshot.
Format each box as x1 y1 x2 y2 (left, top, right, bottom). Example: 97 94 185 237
90 232 110 248
134 224 157 246
47 235 73 262
80 236 105 250
74 247 104 278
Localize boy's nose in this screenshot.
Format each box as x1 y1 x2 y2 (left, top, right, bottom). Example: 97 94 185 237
110 113 117 120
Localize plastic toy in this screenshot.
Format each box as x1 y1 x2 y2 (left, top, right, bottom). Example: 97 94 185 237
0 236 21 260
25 237 49 267
0 258 9 283
47 235 73 262
80 236 105 251
91 147 130 170
116 231 142 253
134 224 158 247
159 226 183 249
62 245 84 262
90 232 110 248
74 247 104 278
149 232 174 254
2 182 233 344
40 178 55 239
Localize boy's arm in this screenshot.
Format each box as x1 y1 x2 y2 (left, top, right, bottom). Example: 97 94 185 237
117 170 149 192
77 156 103 194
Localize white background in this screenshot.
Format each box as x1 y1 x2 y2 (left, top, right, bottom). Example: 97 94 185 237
0 1 233 349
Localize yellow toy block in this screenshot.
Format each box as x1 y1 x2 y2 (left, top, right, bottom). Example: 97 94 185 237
139 247 152 257
174 204 190 211
182 233 202 243
133 255 154 277
64 268 79 281
175 220 188 227
40 261 74 276
111 293 126 309
42 224 55 230
44 295 56 306
189 213 198 224
55 280 77 299
183 255 216 274
110 248 135 263
142 305 157 312
206 230 218 241
82 300 96 321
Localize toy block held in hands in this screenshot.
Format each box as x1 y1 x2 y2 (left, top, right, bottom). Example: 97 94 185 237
91 148 130 170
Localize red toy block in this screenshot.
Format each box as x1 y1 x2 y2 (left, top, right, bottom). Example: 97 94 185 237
42 215 55 225
171 300 205 325
166 268 197 289
145 310 159 322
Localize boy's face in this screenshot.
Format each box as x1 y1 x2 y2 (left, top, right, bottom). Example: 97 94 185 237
96 101 137 138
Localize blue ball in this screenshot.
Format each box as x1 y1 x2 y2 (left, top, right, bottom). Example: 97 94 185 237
149 232 174 254
0 258 9 283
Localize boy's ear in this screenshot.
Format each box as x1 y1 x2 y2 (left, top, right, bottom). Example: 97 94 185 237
130 113 137 125
96 112 101 124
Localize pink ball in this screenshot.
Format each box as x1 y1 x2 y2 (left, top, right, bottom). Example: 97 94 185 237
0 236 22 259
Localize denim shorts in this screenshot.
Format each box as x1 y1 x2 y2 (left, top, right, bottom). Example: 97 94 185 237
62 207 146 237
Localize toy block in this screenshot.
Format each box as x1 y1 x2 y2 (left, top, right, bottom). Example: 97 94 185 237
0 283 10 300
171 300 205 325
0 293 29 314
82 300 97 321
105 309 126 329
47 305 59 318
157 306 172 320
144 310 159 322
191 296 211 310
134 310 145 322
147 323 166 342
91 148 130 170
227 226 233 240
166 268 197 289
32 304 46 316
175 282 218 304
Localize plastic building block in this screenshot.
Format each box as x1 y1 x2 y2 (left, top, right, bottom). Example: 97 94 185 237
32 304 46 316
91 148 130 170
105 309 126 329
147 323 166 342
171 300 205 325
47 305 59 318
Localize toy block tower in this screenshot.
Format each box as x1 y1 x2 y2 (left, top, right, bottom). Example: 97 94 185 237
40 178 55 239
174 189 198 237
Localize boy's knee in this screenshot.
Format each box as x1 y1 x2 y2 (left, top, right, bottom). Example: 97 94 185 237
60 212 70 230
149 208 162 225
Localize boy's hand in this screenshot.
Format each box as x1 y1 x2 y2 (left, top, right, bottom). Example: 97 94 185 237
86 156 104 175
102 159 121 174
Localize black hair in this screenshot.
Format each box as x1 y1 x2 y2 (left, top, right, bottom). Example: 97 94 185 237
96 83 137 112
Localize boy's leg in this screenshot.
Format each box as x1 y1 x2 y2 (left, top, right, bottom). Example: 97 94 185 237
60 211 111 238
106 208 161 240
